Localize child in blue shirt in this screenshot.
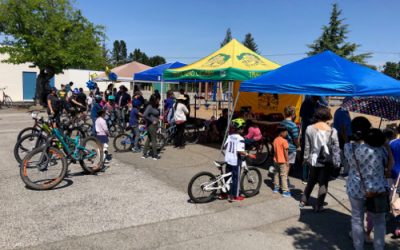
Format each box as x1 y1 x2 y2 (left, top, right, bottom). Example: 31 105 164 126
90 95 103 136
129 99 142 152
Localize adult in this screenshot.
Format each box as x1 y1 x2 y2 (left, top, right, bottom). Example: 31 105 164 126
344 117 389 250
58 84 68 112
179 88 190 114
300 95 327 183
47 87 61 126
154 89 161 101
104 83 114 102
77 88 87 110
115 86 131 127
69 88 86 114
173 95 189 148
299 106 339 212
333 97 352 176
142 94 161 160
164 90 175 122
217 108 229 142
65 81 73 94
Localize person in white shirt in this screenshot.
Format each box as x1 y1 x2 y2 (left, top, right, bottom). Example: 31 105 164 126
95 110 112 162
223 118 247 202
173 95 189 148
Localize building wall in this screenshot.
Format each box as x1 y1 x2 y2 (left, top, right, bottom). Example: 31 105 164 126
0 54 103 102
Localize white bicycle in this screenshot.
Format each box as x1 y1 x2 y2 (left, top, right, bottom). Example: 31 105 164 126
187 155 262 203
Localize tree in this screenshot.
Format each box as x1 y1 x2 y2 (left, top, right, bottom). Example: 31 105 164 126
128 48 166 67
220 28 232 47
243 33 260 54
111 40 127 66
148 55 166 67
382 62 400 79
307 3 371 64
0 0 105 105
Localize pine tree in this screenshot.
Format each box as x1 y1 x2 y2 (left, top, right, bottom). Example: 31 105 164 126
120 40 127 63
307 3 371 64
112 40 121 65
382 62 400 79
243 33 260 54
220 28 232 47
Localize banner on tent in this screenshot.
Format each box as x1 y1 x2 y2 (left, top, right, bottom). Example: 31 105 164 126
233 82 302 122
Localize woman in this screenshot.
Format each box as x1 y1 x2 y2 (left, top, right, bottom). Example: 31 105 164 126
173 95 189 148
142 94 161 160
104 83 114 102
345 117 389 250
299 106 339 212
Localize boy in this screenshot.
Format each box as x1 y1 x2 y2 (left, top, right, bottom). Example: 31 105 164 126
273 126 291 197
224 118 248 202
129 99 142 153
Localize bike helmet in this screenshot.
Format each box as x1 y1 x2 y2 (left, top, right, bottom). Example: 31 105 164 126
231 118 245 129
73 88 80 95
95 95 103 101
108 95 115 101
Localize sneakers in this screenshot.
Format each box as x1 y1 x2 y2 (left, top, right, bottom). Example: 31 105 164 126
273 187 280 193
217 193 229 200
152 154 161 160
229 196 245 202
132 147 141 153
141 153 150 159
282 191 292 198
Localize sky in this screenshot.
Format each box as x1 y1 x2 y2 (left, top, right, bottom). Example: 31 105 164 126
76 0 400 68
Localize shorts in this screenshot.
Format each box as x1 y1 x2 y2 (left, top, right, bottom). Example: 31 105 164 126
288 152 297 164
97 135 109 144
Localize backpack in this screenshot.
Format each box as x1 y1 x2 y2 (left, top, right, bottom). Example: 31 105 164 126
317 130 341 168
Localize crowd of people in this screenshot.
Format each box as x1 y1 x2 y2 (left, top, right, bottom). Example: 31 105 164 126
45 81 192 161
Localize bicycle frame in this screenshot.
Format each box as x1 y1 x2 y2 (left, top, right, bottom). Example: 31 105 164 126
51 128 95 161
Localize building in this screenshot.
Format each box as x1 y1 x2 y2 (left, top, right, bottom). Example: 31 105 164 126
0 54 103 102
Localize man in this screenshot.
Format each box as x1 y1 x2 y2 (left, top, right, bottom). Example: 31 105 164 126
58 84 68 112
217 108 229 142
115 86 131 128
47 87 61 126
77 88 87 110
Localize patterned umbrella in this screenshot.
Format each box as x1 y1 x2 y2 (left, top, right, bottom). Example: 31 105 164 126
341 96 400 121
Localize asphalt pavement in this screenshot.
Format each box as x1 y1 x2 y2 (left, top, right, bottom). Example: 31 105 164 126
0 110 398 250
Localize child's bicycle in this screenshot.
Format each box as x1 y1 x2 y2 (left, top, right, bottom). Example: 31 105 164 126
20 123 104 190
187 155 262 203
113 124 166 152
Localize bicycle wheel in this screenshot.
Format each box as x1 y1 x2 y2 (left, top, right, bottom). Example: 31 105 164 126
20 146 67 190
109 124 123 137
184 127 200 144
156 132 166 150
79 136 104 174
4 96 13 108
188 171 218 203
17 127 40 142
14 133 47 164
240 167 262 197
113 133 133 152
81 123 92 136
247 142 271 165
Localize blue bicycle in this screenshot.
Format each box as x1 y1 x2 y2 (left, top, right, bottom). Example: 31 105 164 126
113 125 166 152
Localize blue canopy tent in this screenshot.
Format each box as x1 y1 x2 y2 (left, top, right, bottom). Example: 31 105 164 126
240 50 400 96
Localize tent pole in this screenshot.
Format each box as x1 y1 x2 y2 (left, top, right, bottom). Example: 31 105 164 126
220 86 240 154
160 78 164 116
379 117 383 129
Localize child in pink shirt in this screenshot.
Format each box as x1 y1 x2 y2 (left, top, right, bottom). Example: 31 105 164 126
245 121 262 146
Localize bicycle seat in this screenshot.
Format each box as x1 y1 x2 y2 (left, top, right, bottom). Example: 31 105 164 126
213 161 226 167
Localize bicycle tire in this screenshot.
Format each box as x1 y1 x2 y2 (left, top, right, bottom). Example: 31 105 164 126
240 167 262 198
14 133 48 164
20 146 67 190
17 127 41 142
246 141 271 166
79 136 104 174
184 127 200 144
187 171 218 203
109 124 123 137
4 96 13 108
81 123 92 136
113 133 133 152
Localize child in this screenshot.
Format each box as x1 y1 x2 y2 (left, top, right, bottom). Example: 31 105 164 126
95 110 112 162
244 121 262 146
129 99 142 153
224 118 248 202
90 95 103 136
273 126 291 197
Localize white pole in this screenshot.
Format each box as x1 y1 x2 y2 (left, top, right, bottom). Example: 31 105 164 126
220 90 240 153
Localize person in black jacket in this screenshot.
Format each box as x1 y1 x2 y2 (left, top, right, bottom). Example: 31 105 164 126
142 94 161 160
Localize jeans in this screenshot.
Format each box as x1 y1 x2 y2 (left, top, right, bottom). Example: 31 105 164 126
349 196 386 250
301 166 332 208
226 163 241 197
131 126 140 149
143 123 157 156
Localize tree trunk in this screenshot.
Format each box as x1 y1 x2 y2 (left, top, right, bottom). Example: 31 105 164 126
35 68 55 106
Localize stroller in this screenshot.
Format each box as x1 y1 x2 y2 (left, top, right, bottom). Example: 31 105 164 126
392 174 400 237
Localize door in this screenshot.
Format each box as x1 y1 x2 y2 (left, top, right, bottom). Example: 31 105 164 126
49 77 55 87
23 72 37 101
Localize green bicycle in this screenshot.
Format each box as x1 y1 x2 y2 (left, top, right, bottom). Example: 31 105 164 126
20 124 103 190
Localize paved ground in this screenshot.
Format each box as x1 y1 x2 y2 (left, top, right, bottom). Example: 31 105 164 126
0 109 399 250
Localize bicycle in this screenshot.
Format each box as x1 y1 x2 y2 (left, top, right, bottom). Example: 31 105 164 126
187 155 262 203
245 137 273 165
162 122 200 146
20 123 103 190
0 86 13 108
113 124 166 152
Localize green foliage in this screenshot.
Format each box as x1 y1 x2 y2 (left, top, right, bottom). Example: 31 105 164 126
111 40 127 66
243 33 260 54
307 3 371 64
220 28 232 47
0 0 105 73
128 48 166 67
382 62 400 79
